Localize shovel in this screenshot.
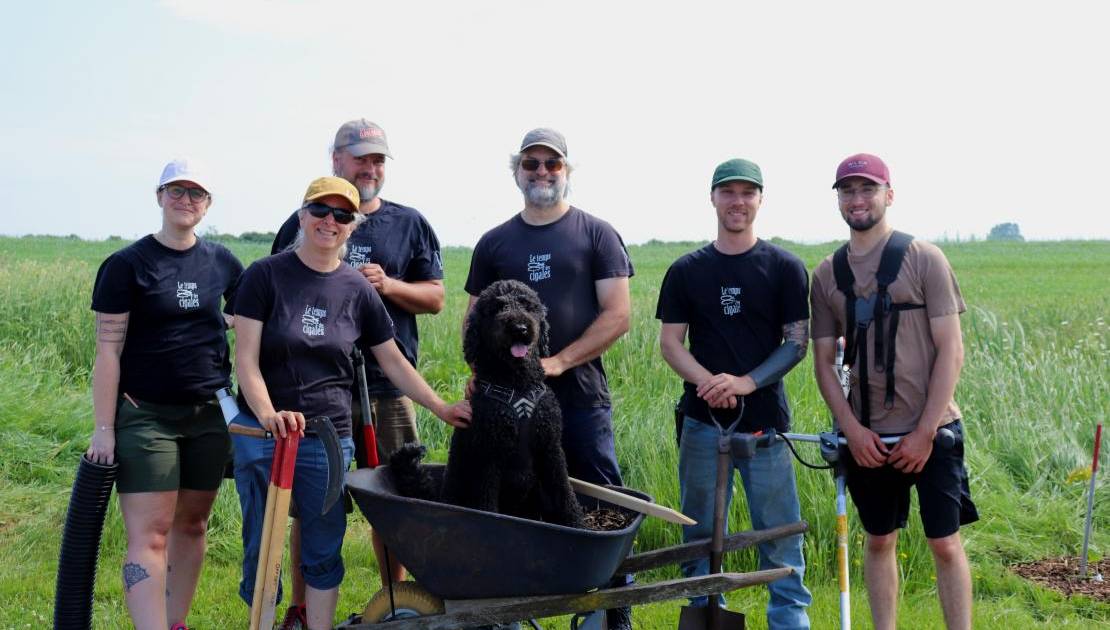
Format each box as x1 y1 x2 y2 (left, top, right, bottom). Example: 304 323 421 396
678 412 746 630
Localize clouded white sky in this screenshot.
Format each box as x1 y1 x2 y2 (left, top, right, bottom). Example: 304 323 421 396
2 0 1106 245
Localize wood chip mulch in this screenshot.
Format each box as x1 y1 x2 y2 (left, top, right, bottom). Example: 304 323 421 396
1011 557 1110 601
582 507 634 531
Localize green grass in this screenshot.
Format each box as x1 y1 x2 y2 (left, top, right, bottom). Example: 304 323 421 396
0 235 1107 628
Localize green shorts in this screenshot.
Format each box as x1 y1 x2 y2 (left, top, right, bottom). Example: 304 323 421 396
114 396 232 493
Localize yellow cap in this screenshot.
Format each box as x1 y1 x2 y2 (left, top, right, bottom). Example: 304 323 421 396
303 177 359 213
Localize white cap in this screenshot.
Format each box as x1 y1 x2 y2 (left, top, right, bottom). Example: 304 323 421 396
157 158 213 193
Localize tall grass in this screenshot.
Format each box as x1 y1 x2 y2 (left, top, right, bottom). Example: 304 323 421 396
0 236 1107 628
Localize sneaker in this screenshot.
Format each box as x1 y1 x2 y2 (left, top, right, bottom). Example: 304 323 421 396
169 624 188 630
278 604 308 630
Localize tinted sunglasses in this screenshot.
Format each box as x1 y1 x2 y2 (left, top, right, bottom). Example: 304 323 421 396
159 184 209 202
520 157 565 173
304 202 357 224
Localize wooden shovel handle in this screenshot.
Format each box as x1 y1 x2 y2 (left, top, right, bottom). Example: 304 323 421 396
569 477 696 526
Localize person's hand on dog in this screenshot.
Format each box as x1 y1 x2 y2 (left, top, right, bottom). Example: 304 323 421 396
541 356 566 378
697 373 756 408
435 400 472 428
261 410 305 438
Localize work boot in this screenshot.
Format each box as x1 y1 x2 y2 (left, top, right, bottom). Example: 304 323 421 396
278 603 308 630
606 606 632 630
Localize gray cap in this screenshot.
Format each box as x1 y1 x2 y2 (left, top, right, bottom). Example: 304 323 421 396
520 128 567 157
334 119 392 158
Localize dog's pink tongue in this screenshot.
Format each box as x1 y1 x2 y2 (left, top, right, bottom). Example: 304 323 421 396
510 344 529 358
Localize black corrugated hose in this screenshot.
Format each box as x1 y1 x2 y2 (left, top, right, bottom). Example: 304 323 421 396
53 455 118 630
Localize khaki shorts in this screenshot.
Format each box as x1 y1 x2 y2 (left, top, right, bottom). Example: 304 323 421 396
352 395 419 464
114 396 231 493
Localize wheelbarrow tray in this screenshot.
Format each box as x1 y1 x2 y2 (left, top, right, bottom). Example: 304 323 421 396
346 464 647 600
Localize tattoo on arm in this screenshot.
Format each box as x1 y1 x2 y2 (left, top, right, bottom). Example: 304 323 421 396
96 313 129 343
783 319 809 360
122 562 150 592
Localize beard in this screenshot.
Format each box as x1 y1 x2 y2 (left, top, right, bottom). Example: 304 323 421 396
334 166 379 203
355 180 380 203
844 213 880 232
519 179 566 208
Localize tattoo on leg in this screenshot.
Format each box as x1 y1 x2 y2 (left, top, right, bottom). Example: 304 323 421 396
122 562 150 592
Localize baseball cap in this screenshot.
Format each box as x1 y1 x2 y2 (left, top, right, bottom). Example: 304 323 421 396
520 128 568 157
711 159 763 190
303 177 360 213
832 153 890 188
334 119 392 158
158 158 213 193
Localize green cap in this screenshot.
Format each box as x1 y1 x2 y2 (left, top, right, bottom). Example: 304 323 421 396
711 158 763 190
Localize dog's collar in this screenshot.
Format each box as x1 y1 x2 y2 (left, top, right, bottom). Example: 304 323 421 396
475 380 547 421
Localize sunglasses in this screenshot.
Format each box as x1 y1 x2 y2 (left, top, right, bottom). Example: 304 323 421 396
305 202 357 224
520 157 565 173
159 184 209 202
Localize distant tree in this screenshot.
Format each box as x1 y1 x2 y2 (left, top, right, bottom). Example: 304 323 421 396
987 222 1024 242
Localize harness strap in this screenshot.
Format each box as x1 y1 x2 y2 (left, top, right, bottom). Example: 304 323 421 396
831 232 923 422
475 380 547 421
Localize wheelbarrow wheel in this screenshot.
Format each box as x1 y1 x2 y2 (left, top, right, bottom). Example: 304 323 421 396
362 581 445 621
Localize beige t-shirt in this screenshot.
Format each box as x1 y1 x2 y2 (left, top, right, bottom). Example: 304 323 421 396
810 231 965 434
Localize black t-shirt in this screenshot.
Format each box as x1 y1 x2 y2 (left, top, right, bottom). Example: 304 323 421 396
655 240 809 432
272 200 443 397
234 251 395 437
465 206 634 407
91 235 243 404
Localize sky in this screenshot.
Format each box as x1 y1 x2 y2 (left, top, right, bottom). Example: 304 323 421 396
2 0 1107 246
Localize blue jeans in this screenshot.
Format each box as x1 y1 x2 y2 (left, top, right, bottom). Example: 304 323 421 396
678 417 811 630
559 404 623 487
231 412 354 605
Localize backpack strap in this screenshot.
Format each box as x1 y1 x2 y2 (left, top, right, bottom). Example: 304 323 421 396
832 243 857 365
872 231 924 408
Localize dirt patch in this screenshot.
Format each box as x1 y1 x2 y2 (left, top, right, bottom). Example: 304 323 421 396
1011 557 1110 601
582 506 634 531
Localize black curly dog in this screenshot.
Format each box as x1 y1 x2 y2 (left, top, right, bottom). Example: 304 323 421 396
390 280 584 527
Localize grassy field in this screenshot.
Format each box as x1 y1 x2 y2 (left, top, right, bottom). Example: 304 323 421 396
0 235 1107 629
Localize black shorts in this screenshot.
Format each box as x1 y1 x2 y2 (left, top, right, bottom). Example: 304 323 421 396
845 420 979 539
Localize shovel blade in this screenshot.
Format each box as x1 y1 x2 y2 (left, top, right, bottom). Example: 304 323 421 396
678 605 746 630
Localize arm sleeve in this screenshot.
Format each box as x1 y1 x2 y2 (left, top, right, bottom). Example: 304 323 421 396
221 249 245 316
233 262 274 322
358 286 396 347
403 217 445 281
809 267 839 340
90 253 135 314
919 243 966 318
463 233 495 296
780 254 810 324
655 262 689 324
591 221 635 280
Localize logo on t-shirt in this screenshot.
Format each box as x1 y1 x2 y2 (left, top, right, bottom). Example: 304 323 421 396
720 286 742 316
528 253 552 282
347 245 372 267
176 281 200 309
302 306 327 336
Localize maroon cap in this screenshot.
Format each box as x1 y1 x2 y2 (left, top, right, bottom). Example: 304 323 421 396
832 153 890 188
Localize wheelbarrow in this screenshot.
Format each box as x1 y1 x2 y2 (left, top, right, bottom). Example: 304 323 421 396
338 464 808 629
